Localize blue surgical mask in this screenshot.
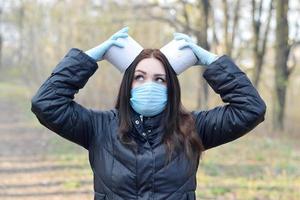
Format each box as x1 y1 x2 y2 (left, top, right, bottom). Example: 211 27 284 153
130 82 167 117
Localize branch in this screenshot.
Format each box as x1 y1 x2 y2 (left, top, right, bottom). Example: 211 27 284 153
252 0 260 53
132 3 174 11
129 1 202 35
231 0 241 54
141 15 180 30
210 7 220 48
287 41 300 76
222 0 230 54
288 54 296 77
182 0 191 32
258 0 263 24
260 0 273 55
287 12 300 76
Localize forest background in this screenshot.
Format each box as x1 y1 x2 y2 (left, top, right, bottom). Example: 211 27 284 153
0 0 299 200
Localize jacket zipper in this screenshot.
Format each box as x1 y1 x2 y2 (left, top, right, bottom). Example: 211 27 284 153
140 115 143 123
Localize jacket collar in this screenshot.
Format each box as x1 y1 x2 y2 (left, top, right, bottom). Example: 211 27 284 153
130 108 165 147
130 108 164 128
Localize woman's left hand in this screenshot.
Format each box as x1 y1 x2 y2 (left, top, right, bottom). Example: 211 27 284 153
85 27 129 62
173 32 218 66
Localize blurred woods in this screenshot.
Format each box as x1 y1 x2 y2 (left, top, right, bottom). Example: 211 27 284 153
0 0 299 133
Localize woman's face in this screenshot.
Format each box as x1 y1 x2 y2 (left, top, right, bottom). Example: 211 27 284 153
132 57 167 89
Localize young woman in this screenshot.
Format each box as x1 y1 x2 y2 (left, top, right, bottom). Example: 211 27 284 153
31 27 266 200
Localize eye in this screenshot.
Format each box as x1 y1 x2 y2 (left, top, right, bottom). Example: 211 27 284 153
134 75 144 81
156 77 166 83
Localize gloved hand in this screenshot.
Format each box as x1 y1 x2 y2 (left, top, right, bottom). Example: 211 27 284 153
173 32 218 66
85 27 129 62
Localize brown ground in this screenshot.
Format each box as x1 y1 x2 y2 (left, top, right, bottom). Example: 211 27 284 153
0 99 93 200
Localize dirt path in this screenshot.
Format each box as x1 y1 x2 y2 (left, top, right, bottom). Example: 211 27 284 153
0 100 93 200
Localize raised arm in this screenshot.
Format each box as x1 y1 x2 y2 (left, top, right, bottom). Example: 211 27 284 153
173 32 266 150
192 56 266 150
31 27 129 150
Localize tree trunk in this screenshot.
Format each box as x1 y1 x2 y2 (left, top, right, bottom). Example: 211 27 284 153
222 0 240 58
196 0 210 110
273 0 290 130
0 35 2 71
223 0 230 56
0 6 2 71
252 0 273 88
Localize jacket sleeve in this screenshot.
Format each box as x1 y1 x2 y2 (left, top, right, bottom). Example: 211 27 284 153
192 55 266 150
31 48 99 150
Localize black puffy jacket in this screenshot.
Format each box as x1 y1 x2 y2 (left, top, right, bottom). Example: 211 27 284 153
31 48 266 200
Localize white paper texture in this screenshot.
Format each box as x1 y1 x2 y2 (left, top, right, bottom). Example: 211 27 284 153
104 36 143 72
160 39 197 74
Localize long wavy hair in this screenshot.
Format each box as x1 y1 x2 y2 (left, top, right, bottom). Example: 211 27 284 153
115 49 205 167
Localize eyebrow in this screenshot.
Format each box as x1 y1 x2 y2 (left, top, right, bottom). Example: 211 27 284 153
135 69 166 76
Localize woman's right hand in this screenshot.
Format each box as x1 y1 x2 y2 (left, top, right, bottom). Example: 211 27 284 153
173 32 218 66
85 27 129 62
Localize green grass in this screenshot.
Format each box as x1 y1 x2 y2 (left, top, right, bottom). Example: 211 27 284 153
196 134 300 199
63 180 83 190
0 82 31 101
46 131 300 199
0 81 35 123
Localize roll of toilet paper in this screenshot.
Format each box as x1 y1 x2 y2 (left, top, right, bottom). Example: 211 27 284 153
160 39 198 74
104 36 143 73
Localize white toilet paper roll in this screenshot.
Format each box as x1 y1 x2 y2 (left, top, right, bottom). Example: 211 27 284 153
160 39 198 75
103 36 143 73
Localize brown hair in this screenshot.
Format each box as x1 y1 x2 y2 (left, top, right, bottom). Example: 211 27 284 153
115 49 204 167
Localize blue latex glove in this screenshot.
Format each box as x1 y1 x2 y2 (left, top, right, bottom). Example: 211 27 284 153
173 32 218 66
85 27 129 62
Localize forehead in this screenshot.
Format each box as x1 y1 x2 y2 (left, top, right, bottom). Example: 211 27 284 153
135 57 166 74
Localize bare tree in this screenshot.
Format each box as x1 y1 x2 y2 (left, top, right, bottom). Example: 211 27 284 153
0 34 2 70
273 0 299 130
195 0 210 110
222 0 241 57
16 0 25 66
251 0 273 87
129 0 214 109
0 6 2 71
